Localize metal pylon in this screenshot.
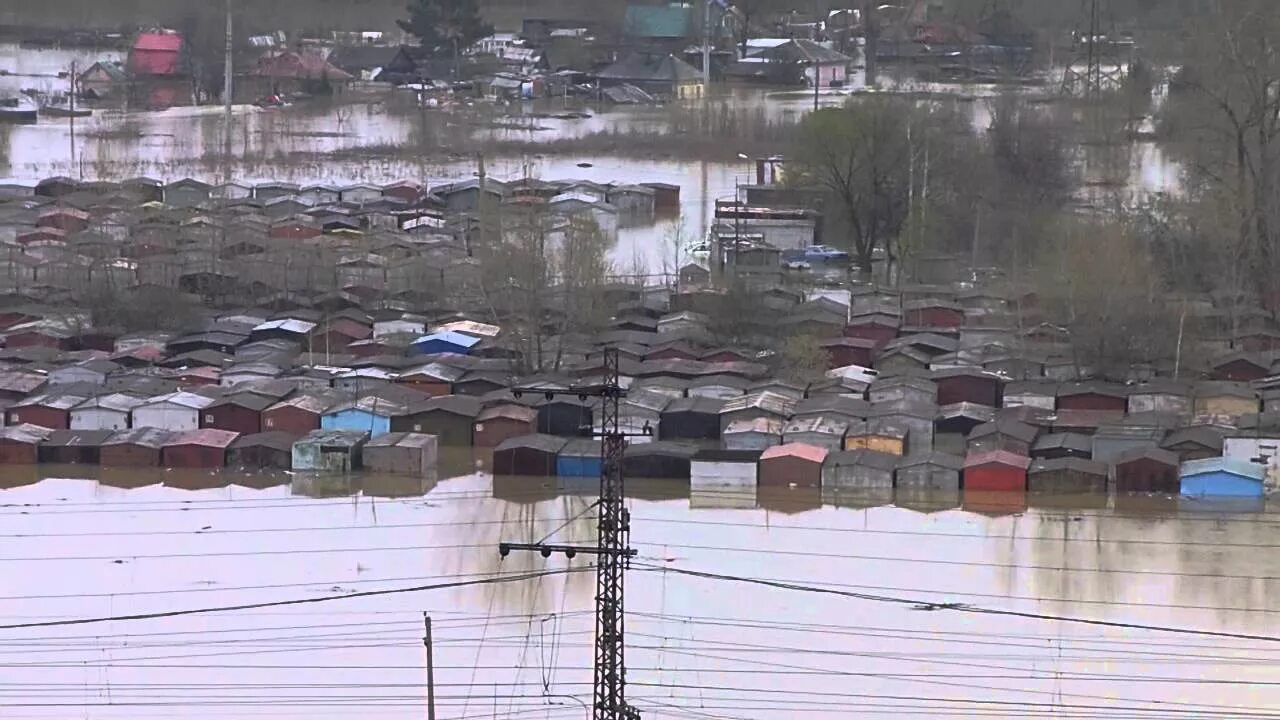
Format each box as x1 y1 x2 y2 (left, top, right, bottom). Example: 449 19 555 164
500 346 640 720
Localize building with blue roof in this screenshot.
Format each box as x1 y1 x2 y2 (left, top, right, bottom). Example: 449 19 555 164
1179 457 1266 498
410 331 481 356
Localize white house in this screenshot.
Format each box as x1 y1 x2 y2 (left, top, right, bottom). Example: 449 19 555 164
374 318 427 338
132 391 217 431
47 359 120 387
690 449 759 508
70 393 146 431
1224 435 1280 489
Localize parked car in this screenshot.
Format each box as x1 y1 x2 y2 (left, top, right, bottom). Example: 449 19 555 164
801 245 850 262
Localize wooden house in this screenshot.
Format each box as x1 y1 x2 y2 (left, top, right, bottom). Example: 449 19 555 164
227 431 296 470
659 397 725 441
759 443 827 490
262 393 338 435
493 434 567 476
1210 352 1271 382
0 424 53 464
894 452 962 491
38 429 113 464
903 299 964 329
70 393 145 431
967 418 1038 457
555 438 603 478
1057 382 1128 413
868 407 935 455
690 449 760 494
133 391 217 432
1027 458 1108 494
822 449 897 493
1160 425 1226 462
1113 447 1181 494
931 367 1003 408
844 312 900 348
1126 380 1192 416
396 362 463 397
963 451 1031 492
868 376 936 409
162 429 238 468
1030 432 1093 461
1194 382 1259 419
1180 457 1265 498
820 337 876 369
394 395 482 445
844 419 907 456
6 392 86 429
933 403 995 452
201 394 273 435
622 441 699 479
718 391 795 434
532 396 594 438
473 404 538 448
291 429 369 473
722 417 783 451
1091 423 1168 465
781 415 848 450
100 427 171 467
364 432 438 476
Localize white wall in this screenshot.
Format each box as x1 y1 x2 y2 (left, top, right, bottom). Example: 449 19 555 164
1224 437 1280 488
691 460 757 490
70 408 130 431
133 405 199 431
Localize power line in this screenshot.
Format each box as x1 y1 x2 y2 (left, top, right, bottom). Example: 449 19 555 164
642 563 1280 643
0 567 587 631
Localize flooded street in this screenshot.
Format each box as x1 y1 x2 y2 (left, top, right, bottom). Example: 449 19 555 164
3 460 1280 719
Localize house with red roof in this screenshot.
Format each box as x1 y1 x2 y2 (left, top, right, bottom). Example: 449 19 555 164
129 31 185 77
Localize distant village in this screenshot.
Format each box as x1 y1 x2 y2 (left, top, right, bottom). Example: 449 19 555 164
0 1 1034 116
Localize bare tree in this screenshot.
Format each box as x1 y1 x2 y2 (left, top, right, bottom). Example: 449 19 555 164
1163 1 1280 307
1036 219 1181 380
778 333 829 386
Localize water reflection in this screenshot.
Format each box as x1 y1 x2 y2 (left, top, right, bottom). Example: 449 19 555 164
6 466 1280 718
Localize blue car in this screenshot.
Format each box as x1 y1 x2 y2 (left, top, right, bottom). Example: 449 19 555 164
801 244 850 262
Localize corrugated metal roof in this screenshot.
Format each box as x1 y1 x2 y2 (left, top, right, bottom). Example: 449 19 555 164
141 391 217 410
230 431 296 452
825 449 899 472
724 417 784 435
963 450 1031 470
295 429 370 447
165 429 240 448
103 427 172 449
72 393 147 414
0 423 54 444
1181 457 1266 480
494 433 568 454
1030 457 1108 476
720 390 795 417
365 431 437 449
761 442 828 464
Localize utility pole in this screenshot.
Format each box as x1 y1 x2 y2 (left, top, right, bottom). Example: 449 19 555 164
702 0 712 100
423 613 436 720
222 0 234 181
500 347 642 720
862 0 878 87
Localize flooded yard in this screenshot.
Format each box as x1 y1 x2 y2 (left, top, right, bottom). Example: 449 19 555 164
2 460 1280 719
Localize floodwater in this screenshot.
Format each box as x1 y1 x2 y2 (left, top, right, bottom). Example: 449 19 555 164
0 42 1184 273
3 452 1280 718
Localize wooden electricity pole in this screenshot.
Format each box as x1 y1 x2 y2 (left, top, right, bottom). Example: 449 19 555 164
423 613 436 720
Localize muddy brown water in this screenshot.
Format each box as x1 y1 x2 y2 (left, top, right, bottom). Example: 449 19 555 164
2 447 1280 718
